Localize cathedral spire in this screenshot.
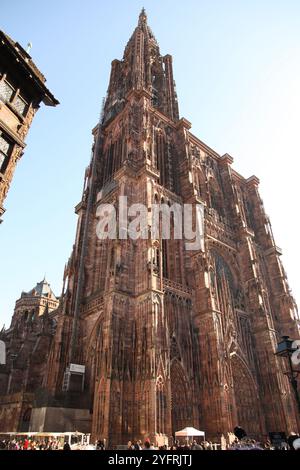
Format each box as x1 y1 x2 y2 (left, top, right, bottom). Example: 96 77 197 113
138 7 147 27
103 10 179 124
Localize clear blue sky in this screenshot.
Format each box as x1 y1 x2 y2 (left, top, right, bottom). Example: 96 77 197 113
1 0 300 327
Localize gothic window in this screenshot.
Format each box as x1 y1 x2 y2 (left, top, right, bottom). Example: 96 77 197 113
0 131 14 173
244 196 255 230
211 251 240 313
101 138 124 185
151 66 162 108
156 375 167 434
0 79 14 103
155 132 164 184
107 142 114 182
214 251 235 293
170 360 191 433
231 356 261 437
234 288 246 310
170 336 181 361
210 185 225 217
152 245 160 273
162 239 169 278
210 269 216 296
154 129 178 193
235 187 255 230
237 315 254 363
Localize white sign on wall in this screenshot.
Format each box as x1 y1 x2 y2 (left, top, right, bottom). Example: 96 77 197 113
69 363 85 374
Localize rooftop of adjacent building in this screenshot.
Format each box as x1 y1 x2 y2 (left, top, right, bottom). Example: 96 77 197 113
0 30 59 106
20 277 58 301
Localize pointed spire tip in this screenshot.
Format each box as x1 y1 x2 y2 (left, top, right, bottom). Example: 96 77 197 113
139 7 147 25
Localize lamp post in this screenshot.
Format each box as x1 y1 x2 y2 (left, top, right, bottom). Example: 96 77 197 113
275 336 300 416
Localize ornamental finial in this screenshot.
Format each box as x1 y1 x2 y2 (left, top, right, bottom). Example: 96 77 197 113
138 7 147 26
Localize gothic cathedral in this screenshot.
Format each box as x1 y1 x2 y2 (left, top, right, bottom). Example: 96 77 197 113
1 10 299 447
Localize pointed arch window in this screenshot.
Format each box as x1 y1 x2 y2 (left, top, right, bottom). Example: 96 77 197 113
211 251 237 312
156 375 167 434
170 360 191 433
162 239 168 278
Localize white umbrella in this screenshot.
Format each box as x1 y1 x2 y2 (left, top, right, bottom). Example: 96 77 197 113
175 427 205 441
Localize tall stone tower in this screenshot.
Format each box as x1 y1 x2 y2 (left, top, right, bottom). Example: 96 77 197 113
43 10 299 446
0 31 58 222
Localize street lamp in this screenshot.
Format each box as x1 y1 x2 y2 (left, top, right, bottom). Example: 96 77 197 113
275 336 300 416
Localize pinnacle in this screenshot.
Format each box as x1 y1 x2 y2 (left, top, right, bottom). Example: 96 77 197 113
138 7 147 26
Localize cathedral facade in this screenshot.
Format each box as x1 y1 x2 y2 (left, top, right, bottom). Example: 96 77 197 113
0 10 299 446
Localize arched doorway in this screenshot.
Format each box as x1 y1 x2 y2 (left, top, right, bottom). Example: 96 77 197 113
170 360 191 434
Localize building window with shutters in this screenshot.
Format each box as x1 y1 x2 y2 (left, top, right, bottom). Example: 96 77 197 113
0 80 15 102
0 131 14 174
13 94 28 116
0 76 28 117
0 79 14 103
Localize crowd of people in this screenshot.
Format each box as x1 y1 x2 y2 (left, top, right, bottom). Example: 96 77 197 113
227 434 300 451
0 438 61 450
125 439 219 450
1 433 299 451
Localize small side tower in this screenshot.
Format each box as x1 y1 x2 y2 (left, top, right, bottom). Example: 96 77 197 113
0 278 59 431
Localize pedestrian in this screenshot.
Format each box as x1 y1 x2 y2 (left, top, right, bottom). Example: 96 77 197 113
133 441 140 450
191 440 202 450
127 440 134 450
23 438 29 450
